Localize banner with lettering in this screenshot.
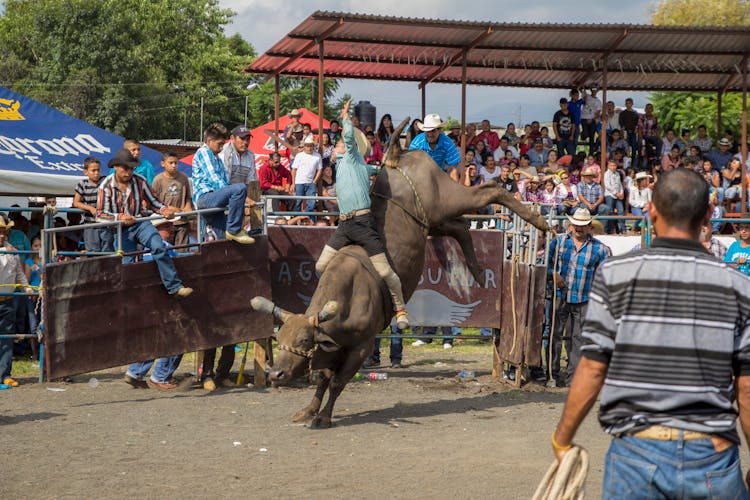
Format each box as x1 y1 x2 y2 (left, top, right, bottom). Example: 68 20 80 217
0 86 169 195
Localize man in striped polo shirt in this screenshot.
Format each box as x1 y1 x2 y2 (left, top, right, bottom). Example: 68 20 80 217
552 169 750 497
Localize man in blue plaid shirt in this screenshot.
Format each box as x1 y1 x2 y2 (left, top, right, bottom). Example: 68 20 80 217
577 167 611 216
547 207 610 387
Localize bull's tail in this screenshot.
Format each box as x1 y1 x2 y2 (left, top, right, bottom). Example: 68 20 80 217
383 116 410 168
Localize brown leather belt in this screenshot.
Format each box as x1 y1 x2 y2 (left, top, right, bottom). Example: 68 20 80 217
339 208 371 221
0 296 13 302
627 425 713 441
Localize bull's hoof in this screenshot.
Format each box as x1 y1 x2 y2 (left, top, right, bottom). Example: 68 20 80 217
310 415 332 429
292 408 317 422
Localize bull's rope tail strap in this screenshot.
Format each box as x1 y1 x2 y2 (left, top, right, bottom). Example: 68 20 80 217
548 233 562 382
508 255 520 356
532 445 589 500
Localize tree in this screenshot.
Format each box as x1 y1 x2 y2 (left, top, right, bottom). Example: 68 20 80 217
649 0 750 138
0 0 340 140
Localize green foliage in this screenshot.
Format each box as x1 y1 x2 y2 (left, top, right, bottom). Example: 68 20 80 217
650 0 749 138
0 0 340 139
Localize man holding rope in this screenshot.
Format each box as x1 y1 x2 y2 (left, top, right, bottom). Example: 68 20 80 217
552 169 750 497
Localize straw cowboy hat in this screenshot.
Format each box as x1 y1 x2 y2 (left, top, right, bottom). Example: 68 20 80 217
417 114 446 132
581 167 597 177
302 135 317 145
287 108 302 118
567 207 593 226
635 171 652 181
0 215 14 230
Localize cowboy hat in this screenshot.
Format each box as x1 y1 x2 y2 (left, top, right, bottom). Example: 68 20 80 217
287 108 302 118
581 167 597 177
567 207 593 226
0 216 14 230
108 148 139 169
634 171 652 181
417 114 446 132
302 135 317 145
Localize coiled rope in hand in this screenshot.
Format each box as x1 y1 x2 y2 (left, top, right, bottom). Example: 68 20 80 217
532 445 589 500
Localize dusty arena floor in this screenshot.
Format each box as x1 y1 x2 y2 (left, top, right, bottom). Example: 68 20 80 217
4 345 749 499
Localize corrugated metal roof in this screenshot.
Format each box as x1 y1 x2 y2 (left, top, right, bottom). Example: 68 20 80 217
245 11 750 92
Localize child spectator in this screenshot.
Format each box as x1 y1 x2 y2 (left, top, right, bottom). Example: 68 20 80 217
151 152 193 247
603 160 626 234
24 237 42 357
629 171 652 232
124 139 155 185
74 156 113 253
725 223 750 276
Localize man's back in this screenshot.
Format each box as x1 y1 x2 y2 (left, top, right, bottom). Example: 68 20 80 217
583 238 750 442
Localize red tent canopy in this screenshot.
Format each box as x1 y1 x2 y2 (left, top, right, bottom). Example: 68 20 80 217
180 108 330 168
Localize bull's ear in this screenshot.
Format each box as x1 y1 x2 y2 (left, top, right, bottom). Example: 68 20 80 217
251 296 291 323
314 331 340 352
317 301 338 323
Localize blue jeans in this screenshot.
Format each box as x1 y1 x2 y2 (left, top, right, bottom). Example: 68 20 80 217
603 435 749 499
294 183 317 213
121 221 183 294
604 196 625 233
556 139 575 157
631 207 648 231
127 355 183 383
198 183 247 236
372 326 403 362
419 326 459 345
0 300 14 379
83 226 113 253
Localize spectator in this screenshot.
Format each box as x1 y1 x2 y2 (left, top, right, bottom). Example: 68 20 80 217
527 138 548 167
446 124 462 146
701 159 724 204
404 118 423 149
675 128 692 152
291 135 323 213
568 89 584 148
151 152 193 248
603 160 626 234
23 236 42 358
476 119 500 152
223 125 260 233
480 156 502 183
0 215 33 388
555 172 579 215
327 120 341 144
408 114 461 182
365 327 403 369
553 98 576 156
496 165 519 200
283 108 303 143
629 171 652 232
364 131 383 165
637 103 661 161
540 126 554 150
701 221 727 259
301 123 314 145
376 114 395 150
504 122 520 149
577 167 610 217
523 176 544 203
725 223 750 276
259 152 294 214
724 157 744 209
518 124 534 155
551 170 750 498
606 129 629 158
123 139 155 185
318 164 338 220
661 127 677 154
546 207 609 387
580 88 602 154
99 149 193 298
319 131 334 166
464 163 482 187
471 139 488 165
661 145 683 171
492 135 519 162
192 123 255 244
705 137 734 172
543 149 562 174
541 178 560 216
619 98 640 160
691 124 713 153
602 100 620 137
124 218 185 390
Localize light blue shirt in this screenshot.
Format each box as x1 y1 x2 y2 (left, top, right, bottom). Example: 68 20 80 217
192 144 228 204
336 119 377 215
724 241 750 276
409 132 461 171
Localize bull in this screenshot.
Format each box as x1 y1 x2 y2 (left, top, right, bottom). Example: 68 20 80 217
252 118 548 428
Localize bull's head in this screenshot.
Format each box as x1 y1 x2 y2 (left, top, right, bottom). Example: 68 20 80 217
250 297 338 384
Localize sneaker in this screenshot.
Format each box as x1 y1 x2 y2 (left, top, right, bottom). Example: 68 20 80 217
362 358 380 369
443 342 453 350
395 310 410 330
123 374 149 389
202 378 216 392
175 287 194 299
225 230 255 244
411 340 427 347
2 377 19 387
390 361 403 369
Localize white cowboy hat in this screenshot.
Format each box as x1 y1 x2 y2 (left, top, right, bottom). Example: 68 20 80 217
302 135 317 145
566 207 593 226
634 171 652 181
417 114 446 132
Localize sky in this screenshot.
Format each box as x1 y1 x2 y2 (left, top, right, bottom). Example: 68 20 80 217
221 0 655 126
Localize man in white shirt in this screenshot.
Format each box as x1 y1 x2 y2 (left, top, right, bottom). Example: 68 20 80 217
581 88 602 154
492 135 519 162
291 135 323 213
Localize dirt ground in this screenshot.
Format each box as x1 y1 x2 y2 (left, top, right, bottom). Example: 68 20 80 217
4 345 749 499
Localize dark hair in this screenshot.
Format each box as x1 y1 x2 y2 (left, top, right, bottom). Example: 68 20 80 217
500 135 510 142
162 151 178 160
269 152 281 161
520 154 530 160
377 113 394 144
625 98 633 103
365 131 375 138
652 169 709 233
330 120 339 127
204 123 228 142
698 124 707 130
559 98 568 104
302 122 311 130
83 156 100 169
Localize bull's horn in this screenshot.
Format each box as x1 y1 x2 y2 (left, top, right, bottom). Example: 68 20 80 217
250 296 291 323
317 301 338 323
383 116 410 168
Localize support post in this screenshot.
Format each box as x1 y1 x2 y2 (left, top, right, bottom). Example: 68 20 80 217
600 58 608 169
742 56 748 215
460 52 467 183
199 95 204 140
274 75 280 151
717 91 723 139
421 85 426 121
317 39 325 148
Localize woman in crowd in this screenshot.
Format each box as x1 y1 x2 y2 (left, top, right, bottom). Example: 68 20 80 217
319 131 334 166
518 124 534 155
540 126 554 150
480 156 502 183
629 171 652 232
405 118 423 149
723 157 743 210
317 164 337 223
505 122 520 149
473 139 489 165
555 171 578 214
377 114 395 151
541 177 560 216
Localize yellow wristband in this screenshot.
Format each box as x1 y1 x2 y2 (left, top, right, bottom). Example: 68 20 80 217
551 431 572 451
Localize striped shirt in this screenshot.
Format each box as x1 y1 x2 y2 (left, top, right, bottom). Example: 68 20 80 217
548 232 609 304
192 144 228 203
74 178 101 223
582 237 750 443
97 173 165 221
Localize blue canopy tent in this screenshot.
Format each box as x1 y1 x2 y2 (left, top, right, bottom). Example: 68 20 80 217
0 86 177 195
